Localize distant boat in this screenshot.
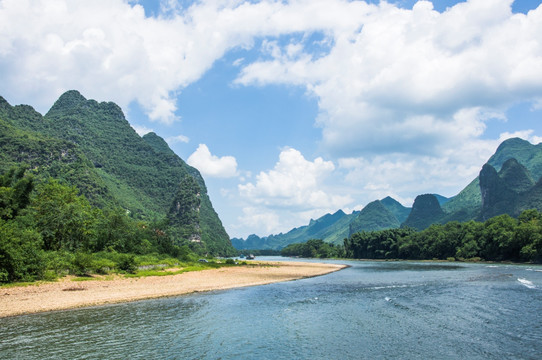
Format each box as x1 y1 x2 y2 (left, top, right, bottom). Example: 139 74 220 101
246 254 255 260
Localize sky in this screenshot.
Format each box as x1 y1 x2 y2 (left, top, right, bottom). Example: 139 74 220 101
1 0 542 239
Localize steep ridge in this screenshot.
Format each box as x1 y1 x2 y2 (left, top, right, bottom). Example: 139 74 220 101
0 91 234 255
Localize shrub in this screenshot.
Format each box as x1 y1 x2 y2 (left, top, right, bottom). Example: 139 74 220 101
117 254 137 273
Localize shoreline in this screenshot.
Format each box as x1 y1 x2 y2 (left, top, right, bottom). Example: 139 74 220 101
0 261 346 318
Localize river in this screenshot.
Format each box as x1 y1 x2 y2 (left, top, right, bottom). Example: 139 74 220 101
1 257 541 359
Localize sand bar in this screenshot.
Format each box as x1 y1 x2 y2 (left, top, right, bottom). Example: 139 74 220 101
0 261 346 318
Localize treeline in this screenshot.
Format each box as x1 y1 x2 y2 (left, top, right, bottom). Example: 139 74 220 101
281 239 344 258
346 210 542 262
0 167 203 283
281 210 542 263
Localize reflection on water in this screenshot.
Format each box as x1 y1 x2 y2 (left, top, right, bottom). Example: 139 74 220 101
1 259 542 360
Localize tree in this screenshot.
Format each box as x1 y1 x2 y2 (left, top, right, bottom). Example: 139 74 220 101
30 179 97 251
0 166 33 220
0 219 44 282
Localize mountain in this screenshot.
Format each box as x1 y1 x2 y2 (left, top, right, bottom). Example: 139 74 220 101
443 138 542 221
402 194 445 230
232 210 359 250
348 200 401 236
233 195 411 250
380 196 411 223
0 91 235 255
479 158 541 221
234 137 542 250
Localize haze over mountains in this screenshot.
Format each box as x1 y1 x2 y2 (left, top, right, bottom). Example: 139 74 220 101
233 138 542 250
0 91 236 256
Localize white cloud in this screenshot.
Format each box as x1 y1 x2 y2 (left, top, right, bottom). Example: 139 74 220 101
187 144 238 178
131 124 154 136
237 147 352 234
166 134 190 144
498 130 542 145
239 147 343 207
236 0 542 158
3 0 542 238
237 207 281 236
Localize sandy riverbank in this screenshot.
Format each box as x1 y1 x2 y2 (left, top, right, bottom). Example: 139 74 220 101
0 261 346 318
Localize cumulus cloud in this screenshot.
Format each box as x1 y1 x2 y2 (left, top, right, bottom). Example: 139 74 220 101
236 207 281 236
0 0 368 124
187 144 238 178
239 147 352 210
236 0 542 158
236 147 354 234
3 0 542 238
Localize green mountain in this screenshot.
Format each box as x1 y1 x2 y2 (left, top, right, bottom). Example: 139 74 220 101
232 195 412 250
380 196 411 223
0 91 235 255
348 200 401 236
234 137 542 250
443 138 542 220
479 158 541 221
402 194 445 230
232 209 359 250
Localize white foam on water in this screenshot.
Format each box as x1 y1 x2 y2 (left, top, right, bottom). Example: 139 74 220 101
517 278 536 289
385 297 391 302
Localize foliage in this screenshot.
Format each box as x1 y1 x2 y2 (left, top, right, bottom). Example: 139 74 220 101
281 239 345 258
30 179 97 252
0 167 211 283
344 210 542 263
0 219 44 282
1 91 235 258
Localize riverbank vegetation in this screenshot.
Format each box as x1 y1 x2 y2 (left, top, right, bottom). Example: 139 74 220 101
0 167 237 284
282 210 542 263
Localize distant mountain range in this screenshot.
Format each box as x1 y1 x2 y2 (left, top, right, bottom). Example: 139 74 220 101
233 137 542 250
0 91 236 255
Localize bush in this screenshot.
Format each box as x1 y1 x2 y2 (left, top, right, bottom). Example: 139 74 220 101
117 254 137 273
72 252 94 276
0 220 45 283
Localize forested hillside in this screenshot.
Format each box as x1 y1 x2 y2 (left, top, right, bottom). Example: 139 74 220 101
0 91 235 283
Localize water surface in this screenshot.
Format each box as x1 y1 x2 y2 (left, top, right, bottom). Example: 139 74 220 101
1 259 541 359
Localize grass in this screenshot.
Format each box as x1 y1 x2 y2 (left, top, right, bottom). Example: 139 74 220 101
1 256 253 287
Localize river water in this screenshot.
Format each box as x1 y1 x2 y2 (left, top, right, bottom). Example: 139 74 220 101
1 258 541 359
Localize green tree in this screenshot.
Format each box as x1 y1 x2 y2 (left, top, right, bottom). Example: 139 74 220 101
31 179 97 251
0 219 44 282
0 166 33 220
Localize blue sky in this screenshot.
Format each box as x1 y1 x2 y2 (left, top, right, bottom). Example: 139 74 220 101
1 0 542 238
